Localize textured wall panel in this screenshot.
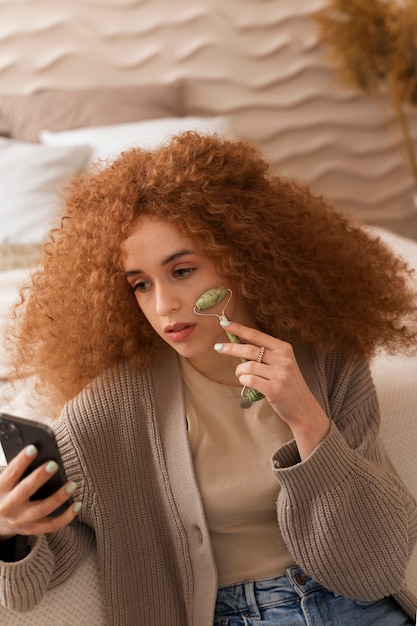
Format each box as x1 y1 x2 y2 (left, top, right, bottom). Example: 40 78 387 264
0 0 416 235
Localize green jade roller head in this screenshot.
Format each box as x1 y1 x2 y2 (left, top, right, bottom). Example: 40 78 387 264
194 287 264 403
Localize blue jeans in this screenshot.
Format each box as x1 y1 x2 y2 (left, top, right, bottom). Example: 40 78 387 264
214 566 413 626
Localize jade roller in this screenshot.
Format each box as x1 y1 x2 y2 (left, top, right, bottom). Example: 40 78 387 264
193 287 264 403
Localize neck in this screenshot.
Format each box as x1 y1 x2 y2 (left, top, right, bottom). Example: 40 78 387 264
187 351 242 387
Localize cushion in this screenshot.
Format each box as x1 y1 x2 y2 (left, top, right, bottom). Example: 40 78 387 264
40 115 231 164
0 243 42 271
0 138 91 244
0 83 183 143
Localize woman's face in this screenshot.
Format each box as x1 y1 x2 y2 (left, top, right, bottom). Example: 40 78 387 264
122 217 253 379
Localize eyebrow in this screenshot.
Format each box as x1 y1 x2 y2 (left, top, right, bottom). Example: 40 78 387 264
124 249 195 278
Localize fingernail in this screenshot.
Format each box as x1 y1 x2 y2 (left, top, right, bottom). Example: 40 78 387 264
46 461 58 474
66 481 77 494
73 502 82 514
26 445 37 457
214 343 224 351
220 318 231 327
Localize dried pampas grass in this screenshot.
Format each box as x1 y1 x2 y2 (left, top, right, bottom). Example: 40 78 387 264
314 0 417 186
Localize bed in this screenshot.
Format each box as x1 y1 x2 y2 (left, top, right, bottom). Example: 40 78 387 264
1 180 417 625
0 232 417 625
0 1 417 622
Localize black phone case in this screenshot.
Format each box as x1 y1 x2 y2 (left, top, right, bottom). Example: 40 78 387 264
0 412 72 517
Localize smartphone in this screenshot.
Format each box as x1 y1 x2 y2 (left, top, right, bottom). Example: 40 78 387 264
0 412 72 517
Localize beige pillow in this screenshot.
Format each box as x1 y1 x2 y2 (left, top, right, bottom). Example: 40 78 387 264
0 243 42 271
0 83 183 142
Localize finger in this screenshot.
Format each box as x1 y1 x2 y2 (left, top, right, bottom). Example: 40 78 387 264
8 500 82 537
1 459 69 523
220 320 276 349
235 359 270 388
8 459 61 503
215 341 268 363
20 482 79 528
0 444 39 491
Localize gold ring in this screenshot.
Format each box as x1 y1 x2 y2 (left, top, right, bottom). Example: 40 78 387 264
256 346 265 364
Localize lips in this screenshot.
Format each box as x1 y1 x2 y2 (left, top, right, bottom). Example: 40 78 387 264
164 323 196 342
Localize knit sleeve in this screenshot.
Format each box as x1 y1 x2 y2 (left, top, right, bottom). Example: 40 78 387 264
0 416 95 612
272 354 417 602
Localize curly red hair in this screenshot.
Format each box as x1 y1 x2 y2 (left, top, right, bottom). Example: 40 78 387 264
5 131 417 415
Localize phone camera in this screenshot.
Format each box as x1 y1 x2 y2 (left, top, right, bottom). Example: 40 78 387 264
0 420 23 443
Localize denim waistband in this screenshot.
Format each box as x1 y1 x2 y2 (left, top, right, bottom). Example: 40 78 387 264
215 566 323 617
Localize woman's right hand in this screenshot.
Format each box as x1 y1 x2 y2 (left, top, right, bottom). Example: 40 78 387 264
0 445 80 540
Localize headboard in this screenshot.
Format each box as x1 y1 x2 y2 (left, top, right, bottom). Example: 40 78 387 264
1 0 417 235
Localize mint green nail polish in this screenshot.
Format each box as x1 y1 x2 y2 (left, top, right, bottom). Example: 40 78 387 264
220 318 231 327
26 445 37 457
73 502 82 514
46 461 58 474
214 343 224 351
66 482 77 494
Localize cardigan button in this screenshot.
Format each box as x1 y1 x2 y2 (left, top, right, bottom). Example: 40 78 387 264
194 526 203 545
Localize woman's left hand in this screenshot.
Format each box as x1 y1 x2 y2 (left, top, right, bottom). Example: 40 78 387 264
216 320 330 460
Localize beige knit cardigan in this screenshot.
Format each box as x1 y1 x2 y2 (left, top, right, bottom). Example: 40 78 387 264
1 345 416 624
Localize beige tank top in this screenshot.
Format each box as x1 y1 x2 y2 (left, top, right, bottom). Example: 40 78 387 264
180 356 296 587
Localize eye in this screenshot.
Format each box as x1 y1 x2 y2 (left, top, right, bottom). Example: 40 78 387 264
174 267 196 279
132 280 152 293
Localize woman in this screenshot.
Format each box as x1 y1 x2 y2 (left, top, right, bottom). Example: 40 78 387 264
0 132 417 625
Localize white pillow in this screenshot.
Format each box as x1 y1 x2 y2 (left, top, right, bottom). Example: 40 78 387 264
0 139 91 244
40 115 231 164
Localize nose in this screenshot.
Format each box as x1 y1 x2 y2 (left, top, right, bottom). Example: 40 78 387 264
154 283 180 316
